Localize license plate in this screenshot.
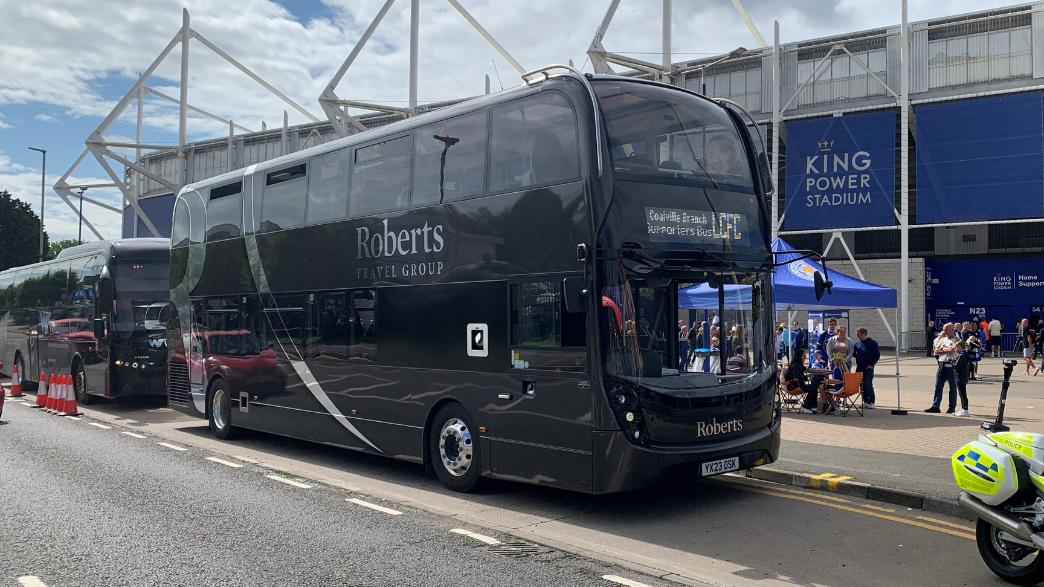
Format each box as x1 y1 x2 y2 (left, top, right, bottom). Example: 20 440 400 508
701 457 740 477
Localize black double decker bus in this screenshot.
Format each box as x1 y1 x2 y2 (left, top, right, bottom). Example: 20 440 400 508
167 67 777 493
0 239 170 403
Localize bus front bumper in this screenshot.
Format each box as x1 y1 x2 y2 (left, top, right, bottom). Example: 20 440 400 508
591 413 781 494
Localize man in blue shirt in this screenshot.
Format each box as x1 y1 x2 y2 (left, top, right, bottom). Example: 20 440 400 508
853 327 881 409
817 318 838 355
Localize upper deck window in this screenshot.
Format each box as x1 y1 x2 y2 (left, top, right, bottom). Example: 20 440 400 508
350 136 412 217
489 92 580 192
206 181 243 241
261 164 307 232
595 81 754 193
413 111 487 206
306 149 349 224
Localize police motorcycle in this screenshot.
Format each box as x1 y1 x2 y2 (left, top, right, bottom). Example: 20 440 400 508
953 359 1044 584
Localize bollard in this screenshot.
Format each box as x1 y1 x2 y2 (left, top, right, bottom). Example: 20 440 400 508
982 358 1017 433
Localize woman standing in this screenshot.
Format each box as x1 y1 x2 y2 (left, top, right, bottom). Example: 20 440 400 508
825 326 854 373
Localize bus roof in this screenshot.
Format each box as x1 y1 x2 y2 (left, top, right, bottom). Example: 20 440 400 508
1 238 169 277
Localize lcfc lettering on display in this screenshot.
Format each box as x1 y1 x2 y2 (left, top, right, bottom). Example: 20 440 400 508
803 140 873 208
356 218 446 281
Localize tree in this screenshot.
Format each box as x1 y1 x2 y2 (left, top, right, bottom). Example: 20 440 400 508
0 189 49 271
48 239 82 260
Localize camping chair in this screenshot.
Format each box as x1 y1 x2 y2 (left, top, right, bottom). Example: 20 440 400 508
827 371 864 417
777 364 805 413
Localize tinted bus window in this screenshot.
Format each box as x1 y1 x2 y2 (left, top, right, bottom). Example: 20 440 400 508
350 136 412 217
206 185 243 241
306 149 349 225
595 81 754 192
348 289 376 361
413 111 487 206
489 92 580 192
172 199 190 247
261 165 307 232
315 291 348 359
113 254 170 333
264 294 310 360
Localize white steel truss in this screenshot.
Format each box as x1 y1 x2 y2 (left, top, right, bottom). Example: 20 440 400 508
319 0 527 138
54 8 319 239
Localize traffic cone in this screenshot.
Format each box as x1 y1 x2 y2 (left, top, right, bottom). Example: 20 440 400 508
46 373 60 413
9 363 23 398
56 375 69 417
62 375 79 417
31 370 48 408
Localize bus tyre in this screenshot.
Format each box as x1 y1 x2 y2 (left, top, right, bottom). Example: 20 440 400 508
208 379 238 440
73 361 92 405
429 404 482 493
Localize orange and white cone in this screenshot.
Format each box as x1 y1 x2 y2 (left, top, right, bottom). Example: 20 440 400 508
31 370 47 408
62 375 79 418
56 375 69 417
46 373 60 413
9 363 23 398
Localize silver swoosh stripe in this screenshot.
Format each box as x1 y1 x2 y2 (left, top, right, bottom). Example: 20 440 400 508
289 360 383 453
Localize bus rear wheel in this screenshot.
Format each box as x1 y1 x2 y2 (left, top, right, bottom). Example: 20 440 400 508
73 361 92 405
208 379 238 440
429 404 482 492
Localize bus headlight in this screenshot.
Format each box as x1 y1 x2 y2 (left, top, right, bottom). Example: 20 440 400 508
115 360 123 366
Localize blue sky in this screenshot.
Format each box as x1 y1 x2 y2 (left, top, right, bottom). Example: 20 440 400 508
0 0 1023 241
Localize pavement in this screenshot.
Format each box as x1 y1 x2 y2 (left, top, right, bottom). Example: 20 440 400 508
768 353 1044 515
0 390 1013 587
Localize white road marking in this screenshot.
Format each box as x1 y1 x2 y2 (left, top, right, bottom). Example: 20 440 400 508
64 416 81 421
602 575 652 587
206 457 244 468
231 455 260 464
450 528 501 545
121 431 147 439
18 576 48 587
23 402 35 407
88 422 112 430
347 497 402 516
147 407 173 413
265 474 313 489
157 442 187 452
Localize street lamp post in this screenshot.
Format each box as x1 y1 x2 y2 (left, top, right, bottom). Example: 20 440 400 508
27 147 46 261
77 187 86 244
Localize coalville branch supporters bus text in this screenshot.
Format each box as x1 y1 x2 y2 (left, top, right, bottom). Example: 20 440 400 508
167 69 779 493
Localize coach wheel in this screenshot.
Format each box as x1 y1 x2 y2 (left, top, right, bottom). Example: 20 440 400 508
73 360 92 405
208 379 238 440
429 403 482 492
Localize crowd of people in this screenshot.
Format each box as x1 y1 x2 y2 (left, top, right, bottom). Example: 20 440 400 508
676 318 750 374
779 318 880 415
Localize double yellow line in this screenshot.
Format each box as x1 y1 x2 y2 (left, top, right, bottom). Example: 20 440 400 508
720 475 976 540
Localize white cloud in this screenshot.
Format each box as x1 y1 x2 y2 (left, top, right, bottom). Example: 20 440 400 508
0 114 10 129
33 113 59 123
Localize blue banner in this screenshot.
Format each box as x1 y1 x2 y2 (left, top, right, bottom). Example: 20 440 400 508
783 110 896 230
925 257 1044 331
915 92 1044 223
122 193 174 238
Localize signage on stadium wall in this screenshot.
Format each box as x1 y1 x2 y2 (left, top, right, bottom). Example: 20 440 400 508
783 110 896 230
925 258 1044 330
915 92 1044 223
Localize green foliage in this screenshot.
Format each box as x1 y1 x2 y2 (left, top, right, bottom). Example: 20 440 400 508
47 239 82 260
0 189 49 271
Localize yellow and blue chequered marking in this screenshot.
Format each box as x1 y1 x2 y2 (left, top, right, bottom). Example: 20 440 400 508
957 449 1001 479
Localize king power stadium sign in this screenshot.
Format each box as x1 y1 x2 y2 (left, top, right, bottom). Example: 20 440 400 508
784 110 897 230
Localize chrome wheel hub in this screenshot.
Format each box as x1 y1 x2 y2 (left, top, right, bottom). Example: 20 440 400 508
212 388 228 430
439 418 473 477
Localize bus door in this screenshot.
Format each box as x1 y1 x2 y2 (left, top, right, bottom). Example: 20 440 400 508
189 301 207 397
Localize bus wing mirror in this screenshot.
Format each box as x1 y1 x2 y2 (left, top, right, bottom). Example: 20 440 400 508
96 276 114 313
562 277 587 314
92 317 106 340
814 271 833 301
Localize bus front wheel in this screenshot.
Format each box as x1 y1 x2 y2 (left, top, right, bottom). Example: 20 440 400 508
428 403 482 492
73 361 92 405
208 379 238 440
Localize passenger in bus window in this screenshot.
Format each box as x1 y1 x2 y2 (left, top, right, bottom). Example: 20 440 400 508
706 134 739 177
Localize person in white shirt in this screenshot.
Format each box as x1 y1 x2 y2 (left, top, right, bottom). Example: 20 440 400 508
988 317 1003 357
926 322 960 413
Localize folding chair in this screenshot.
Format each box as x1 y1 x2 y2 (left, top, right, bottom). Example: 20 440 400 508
827 371 864 417
776 365 805 413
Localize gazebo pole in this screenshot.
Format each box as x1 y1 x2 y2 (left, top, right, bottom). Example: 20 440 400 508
891 305 907 415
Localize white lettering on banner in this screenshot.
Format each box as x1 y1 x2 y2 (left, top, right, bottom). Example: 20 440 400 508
1018 274 1044 288
803 148 873 209
695 418 744 438
994 274 1014 291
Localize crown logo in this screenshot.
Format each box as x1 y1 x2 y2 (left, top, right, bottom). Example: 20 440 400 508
817 139 834 151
